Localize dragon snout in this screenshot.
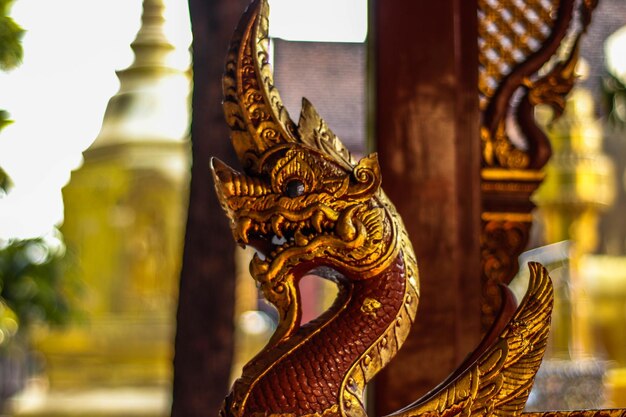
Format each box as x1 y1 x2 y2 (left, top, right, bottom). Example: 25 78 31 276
210 157 239 201
210 157 276 247
211 157 271 201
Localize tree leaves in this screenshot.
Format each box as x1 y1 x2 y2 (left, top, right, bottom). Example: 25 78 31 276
0 0 23 194
0 234 79 347
603 73 626 129
0 0 24 72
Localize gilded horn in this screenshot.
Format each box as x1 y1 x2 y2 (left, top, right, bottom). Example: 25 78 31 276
222 0 361 175
222 0 299 173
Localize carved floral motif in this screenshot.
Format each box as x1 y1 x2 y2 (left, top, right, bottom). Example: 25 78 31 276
481 219 532 329
479 0 598 170
479 0 600 333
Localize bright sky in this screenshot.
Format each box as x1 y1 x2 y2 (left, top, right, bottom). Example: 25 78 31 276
0 0 366 240
269 0 367 43
606 25 626 85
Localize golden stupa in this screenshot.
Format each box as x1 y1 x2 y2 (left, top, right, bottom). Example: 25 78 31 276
531 84 616 410
10 0 191 415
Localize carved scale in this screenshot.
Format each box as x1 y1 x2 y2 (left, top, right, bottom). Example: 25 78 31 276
211 1 626 416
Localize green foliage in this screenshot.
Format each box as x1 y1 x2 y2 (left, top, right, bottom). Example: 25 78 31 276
0 111 12 194
0 166 11 195
603 73 626 129
0 0 24 72
0 0 23 194
0 233 78 347
0 109 11 130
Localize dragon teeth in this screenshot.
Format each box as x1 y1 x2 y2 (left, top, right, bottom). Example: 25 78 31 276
272 215 285 237
237 217 252 244
311 211 324 233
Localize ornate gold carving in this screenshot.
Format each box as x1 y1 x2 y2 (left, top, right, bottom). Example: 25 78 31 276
481 169 546 182
478 0 560 107
525 411 626 417
479 0 598 170
223 0 298 171
478 0 599 333
526 51 578 117
299 98 357 172
361 298 382 317
394 263 553 417
480 166 544 331
481 125 531 169
482 212 534 223
481 220 532 330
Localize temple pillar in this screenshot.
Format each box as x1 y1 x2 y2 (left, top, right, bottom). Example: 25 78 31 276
371 0 600 412
170 0 250 416
371 0 482 412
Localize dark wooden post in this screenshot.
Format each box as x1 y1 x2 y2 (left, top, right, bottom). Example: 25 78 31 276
370 0 482 413
171 1 249 416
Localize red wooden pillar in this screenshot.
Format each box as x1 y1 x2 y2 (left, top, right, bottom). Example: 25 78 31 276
370 0 482 413
171 1 250 416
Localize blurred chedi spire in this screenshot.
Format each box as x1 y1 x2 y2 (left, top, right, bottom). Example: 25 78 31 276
10 0 192 415
60 0 191 320
89 0 190 157
130 0 175 66
579 26 626 408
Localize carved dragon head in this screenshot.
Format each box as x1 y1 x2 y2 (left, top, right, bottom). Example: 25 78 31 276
212 0 403 344
212 144 393 275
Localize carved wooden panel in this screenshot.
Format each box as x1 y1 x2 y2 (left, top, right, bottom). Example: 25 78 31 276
479 0 562 110
478 0 599 331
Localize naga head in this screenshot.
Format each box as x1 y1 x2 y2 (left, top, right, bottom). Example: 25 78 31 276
212 144 389 270
212 0 401 341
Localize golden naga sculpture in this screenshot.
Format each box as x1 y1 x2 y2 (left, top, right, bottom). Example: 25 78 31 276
211 1 626 416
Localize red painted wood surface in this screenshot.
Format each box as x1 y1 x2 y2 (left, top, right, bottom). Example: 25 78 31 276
371 0 482 413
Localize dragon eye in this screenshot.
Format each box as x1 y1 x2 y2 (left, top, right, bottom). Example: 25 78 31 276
285 179 305 198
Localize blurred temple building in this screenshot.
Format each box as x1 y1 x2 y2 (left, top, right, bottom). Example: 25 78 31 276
582 24 626 408
529 86 615 410
528 4 626 408
9 0 191 415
